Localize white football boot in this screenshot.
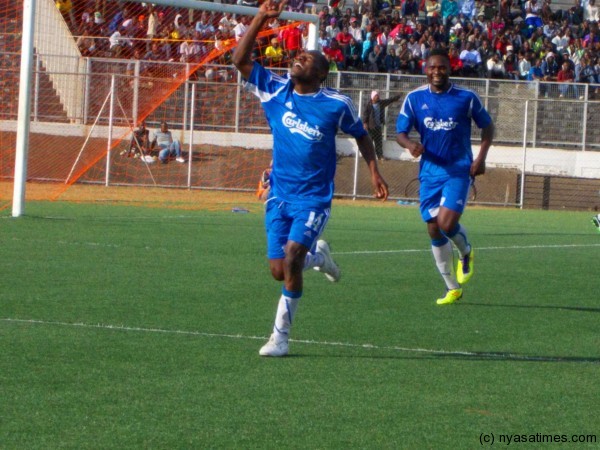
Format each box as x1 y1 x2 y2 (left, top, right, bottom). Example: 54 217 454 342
314 240 341 282
259 333 289 357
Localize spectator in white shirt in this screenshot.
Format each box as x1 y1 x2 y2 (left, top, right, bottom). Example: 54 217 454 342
460 41 484 76
218 13 237 37
551 29 569 54
518 51 532 79
349 17 364 42
195 11 215 38
584 0 599 22
233 16 250 41
487 52 507 78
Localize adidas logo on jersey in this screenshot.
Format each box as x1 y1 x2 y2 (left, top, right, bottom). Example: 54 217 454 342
421 104 429 110
282 112 324 141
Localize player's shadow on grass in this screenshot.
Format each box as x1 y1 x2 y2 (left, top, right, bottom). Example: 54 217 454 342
300 350 600 364
486 232 595 236
429 352 600 364
463 302 600 313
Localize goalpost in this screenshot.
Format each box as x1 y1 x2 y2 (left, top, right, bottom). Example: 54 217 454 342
11 0 319 217
12 0 36 217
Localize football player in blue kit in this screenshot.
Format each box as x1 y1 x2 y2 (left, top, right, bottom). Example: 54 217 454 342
396 48 494 306
232 0 389 356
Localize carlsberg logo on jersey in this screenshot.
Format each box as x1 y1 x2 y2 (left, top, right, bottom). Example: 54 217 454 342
424 117 458 131
282 112 324 141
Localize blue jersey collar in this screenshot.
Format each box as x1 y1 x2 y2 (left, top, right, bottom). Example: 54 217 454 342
428 83 453 94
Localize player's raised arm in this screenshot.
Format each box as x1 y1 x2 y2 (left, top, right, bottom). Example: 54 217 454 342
232 0 287 79
355 134 389 201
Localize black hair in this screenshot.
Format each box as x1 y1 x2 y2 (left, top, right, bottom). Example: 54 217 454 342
427 48 450 62
306 50 330 82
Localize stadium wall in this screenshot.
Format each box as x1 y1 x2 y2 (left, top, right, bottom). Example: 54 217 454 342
1 119 598 179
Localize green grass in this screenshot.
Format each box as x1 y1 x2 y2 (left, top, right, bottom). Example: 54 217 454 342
1 201 599 449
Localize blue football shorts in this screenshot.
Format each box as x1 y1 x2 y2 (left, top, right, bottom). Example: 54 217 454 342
265 198 331 259
419 174 473 222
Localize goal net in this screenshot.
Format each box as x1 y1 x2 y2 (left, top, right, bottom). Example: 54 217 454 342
1 0 338 212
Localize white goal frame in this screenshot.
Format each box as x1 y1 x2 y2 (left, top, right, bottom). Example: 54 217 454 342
12 0 319 217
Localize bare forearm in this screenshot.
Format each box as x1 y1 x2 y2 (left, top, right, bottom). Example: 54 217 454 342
356 133 389 200
470 122 494 176
397 132 424 158
356 133 377 165
396 132 413 149
233 0 287 76
477 122 494 161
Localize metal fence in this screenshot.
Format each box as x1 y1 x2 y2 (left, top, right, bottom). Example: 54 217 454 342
2 52 600 210
4 52 599 151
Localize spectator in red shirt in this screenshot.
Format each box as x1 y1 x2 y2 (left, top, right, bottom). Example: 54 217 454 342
377 26 391 48
492 31 510 56
389 18 414 41
489 12 506 38
281 24 302 59
557 60 579 98
323 38 346 70
336 26 353 51
448 45 463 75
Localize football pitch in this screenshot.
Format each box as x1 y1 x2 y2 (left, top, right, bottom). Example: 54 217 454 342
1 198 599 448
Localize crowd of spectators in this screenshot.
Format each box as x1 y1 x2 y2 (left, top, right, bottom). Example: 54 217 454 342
6 0 587 94
305 0 599 97
0 16 22 118
61 0 600 96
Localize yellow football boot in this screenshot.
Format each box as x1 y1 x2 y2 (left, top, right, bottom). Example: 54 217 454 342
456 249 474 284
436 288 463 305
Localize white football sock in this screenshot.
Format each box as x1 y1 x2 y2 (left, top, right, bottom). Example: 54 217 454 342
273 294 300 337
432 240 460 290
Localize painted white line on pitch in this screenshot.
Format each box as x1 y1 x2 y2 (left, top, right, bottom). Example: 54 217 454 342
0 215 201 221
1 317 593 363
334 243 600 255
4 236 600 254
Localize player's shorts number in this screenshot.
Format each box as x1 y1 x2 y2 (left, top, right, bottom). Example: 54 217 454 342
305 210 326 232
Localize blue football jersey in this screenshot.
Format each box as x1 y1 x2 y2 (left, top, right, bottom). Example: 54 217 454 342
396 84 492 176
243 62 367 206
